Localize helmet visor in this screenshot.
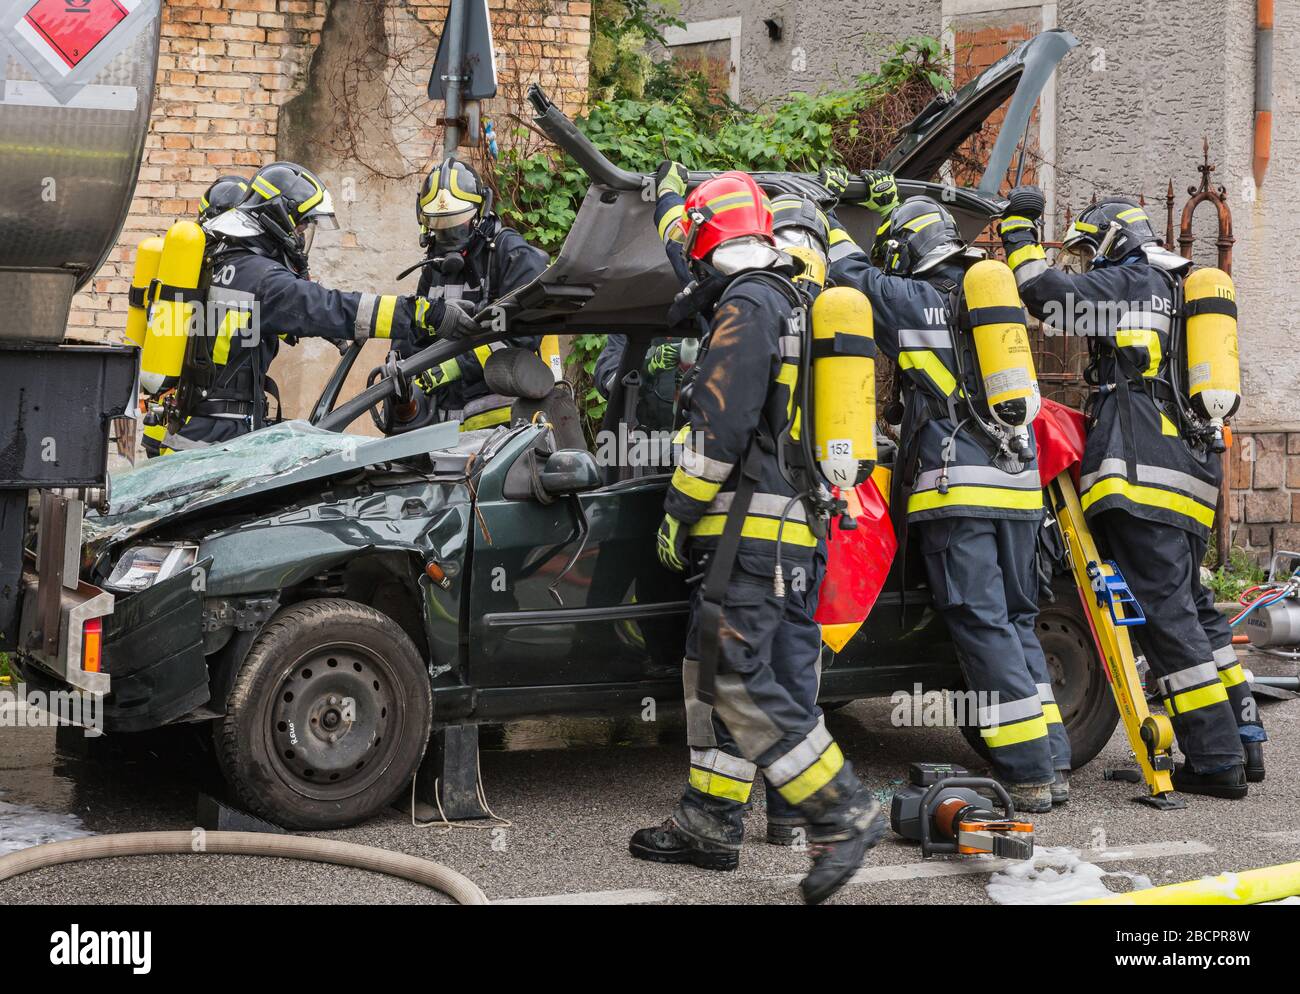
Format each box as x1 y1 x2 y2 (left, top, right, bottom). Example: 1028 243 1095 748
298 219 317 255
710 236 784 275
204 208 265 240
301 187 340 230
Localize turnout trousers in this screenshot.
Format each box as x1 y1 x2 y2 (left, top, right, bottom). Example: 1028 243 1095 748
676 547 856 848
1095 510 1246 771
919 515 1065 785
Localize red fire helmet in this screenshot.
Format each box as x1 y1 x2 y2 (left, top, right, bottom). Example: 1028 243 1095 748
681 171 774 263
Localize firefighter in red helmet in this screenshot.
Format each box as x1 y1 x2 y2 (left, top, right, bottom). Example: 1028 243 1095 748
628 172 885 905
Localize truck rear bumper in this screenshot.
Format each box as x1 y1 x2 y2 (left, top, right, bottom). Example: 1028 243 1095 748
16 562 113 697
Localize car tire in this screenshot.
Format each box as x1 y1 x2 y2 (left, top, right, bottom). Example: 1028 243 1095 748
959 574 1118 772
214 598 432 829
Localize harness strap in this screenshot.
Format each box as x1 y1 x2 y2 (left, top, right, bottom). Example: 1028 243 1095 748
695 430 769 707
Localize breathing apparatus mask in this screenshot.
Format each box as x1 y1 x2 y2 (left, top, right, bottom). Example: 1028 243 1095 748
774 229 828 288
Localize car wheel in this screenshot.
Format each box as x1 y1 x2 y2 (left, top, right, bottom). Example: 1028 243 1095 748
214 598 432 829
959 576 1118 772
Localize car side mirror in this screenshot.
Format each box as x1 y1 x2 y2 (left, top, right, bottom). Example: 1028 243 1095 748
540 449 600 496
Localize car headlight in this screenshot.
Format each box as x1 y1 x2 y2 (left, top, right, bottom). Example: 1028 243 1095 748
105 544 199 593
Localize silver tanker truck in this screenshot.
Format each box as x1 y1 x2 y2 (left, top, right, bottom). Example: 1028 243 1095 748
0 0 161 695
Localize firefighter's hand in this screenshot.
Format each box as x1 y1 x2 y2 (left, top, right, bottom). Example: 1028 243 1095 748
645 342 681 376
656 160 688 200
431 298 480 340
818 163 851 199
858 170 900 218
1006 185 1045 222
415 359 463 394
656 514 688 572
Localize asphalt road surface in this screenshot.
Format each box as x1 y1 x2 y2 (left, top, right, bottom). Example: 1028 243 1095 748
2 649 1298 906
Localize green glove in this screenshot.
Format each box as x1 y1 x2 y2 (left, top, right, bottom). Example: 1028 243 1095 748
415 358 462 394
645 342 681 376
818 164 851 199
858 170 900 219
656 514 688 572
656 160 688 200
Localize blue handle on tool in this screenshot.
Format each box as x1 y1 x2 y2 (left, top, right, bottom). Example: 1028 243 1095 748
1100 560 1146 626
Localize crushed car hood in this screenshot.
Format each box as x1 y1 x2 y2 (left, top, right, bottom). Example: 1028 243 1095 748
85 419 461 548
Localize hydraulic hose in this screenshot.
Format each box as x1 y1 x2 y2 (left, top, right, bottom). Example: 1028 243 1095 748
0 831 489 905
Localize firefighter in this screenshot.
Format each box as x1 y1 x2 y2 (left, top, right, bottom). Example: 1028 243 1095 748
628 171 884 905
143 175 256 458
198 174 250 224
162 161 477 451
822 170 1068 812
396 157 549 432
631 163 839 844
1003 188 1255 797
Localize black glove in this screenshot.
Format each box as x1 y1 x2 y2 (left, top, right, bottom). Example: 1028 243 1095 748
1006 185 1045 222
430 297 480 340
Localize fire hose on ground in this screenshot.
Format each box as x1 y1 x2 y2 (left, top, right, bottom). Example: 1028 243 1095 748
0 831 489 905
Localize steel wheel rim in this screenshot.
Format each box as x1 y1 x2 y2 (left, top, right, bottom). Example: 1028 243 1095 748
262 640 406 801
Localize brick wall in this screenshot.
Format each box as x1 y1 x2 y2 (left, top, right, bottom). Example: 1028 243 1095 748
71 0 591 349
1230 431 1300 562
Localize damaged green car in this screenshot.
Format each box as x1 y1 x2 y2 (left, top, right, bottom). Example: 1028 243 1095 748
15 30 1118 829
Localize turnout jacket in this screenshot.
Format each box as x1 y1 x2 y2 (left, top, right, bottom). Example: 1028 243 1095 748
409 218 548 424
664 270 818 575
191 246 430 421
999 219 1221 539
827 217 1043 523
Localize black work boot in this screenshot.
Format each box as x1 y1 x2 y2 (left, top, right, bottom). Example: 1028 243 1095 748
1172 763 1248 800
797 766 887 905
1244 742 1265 783
765 816 807 847
629 820 739 870
629 796 743 871
1050 770 1070 806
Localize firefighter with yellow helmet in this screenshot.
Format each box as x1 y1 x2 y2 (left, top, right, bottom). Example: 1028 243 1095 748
822 168 1067 813
134 161 478 452
1002 186 1259 797
134 175 252 457
628 170 885 904
386 157 549 434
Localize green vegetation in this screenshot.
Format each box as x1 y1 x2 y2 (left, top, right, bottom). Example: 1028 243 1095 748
492 34 950 430
1203 545 1267 603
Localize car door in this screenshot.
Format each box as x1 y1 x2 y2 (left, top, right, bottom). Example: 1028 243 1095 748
467 428 689 690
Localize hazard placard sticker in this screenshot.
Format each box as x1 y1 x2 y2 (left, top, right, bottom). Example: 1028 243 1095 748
1 0 152 105
23 0 128 71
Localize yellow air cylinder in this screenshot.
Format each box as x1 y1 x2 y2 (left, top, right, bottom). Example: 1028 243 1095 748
1184 267 1240 447
811 286 877 488
539 334 564 382
965 258 1039 449
141 220 206 395
125 236 164 349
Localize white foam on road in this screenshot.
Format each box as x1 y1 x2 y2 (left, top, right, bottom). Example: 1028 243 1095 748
0 798 92 856
762 839 1211 891
987 846 1153 905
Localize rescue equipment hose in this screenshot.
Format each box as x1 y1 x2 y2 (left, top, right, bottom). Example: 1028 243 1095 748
1075 860 1300 905
0 831 489 905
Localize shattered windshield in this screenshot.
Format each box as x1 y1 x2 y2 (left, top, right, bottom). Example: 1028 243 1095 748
85 421 381 545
